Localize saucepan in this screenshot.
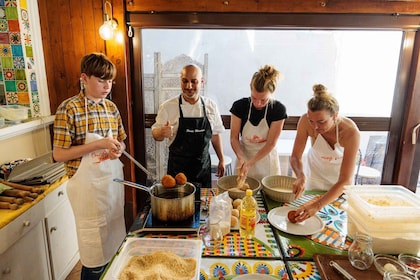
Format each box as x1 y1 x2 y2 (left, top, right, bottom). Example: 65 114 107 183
114 178 195 222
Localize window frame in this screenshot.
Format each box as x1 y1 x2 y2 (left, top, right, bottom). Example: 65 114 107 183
128 12 420 190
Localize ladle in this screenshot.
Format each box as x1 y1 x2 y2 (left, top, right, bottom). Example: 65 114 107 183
122 150 158 182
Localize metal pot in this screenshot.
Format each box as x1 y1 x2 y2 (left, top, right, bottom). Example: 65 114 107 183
114 178 195 222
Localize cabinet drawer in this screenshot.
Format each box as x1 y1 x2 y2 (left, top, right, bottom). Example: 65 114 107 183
0 221 50 280
0 200 44 254
44 181 69 215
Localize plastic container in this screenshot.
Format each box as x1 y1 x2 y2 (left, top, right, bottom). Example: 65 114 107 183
344 185 420 223
107 237 202 280
0 105 29 121
345 185 420 255
239 189 257 239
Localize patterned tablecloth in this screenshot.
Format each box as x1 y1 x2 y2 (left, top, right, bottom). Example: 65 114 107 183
264 190 352 261
114 188 352 280
200 257 288 280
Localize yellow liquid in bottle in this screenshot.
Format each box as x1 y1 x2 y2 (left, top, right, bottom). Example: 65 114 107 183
239 189 257 239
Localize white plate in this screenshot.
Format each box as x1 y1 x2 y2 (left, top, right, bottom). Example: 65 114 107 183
267 206 324 235
234 274 278 279
231 211 260 230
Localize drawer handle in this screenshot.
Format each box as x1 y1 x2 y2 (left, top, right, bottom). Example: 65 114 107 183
58 191 64 196
50 226 57 234
2 267 11 274
23 220 31 227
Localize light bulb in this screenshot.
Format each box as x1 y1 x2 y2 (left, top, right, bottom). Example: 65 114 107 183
99 20 117 40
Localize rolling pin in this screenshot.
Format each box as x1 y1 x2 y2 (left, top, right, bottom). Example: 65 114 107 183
0 196 24 205
0 180 44 194
0 201 18 210
2 189 30 198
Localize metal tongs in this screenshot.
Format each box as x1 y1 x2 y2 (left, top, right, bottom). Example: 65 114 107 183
329 261 356 280
122 150 158 182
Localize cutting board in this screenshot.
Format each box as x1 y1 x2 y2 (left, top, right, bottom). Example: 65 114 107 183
314 254 382 280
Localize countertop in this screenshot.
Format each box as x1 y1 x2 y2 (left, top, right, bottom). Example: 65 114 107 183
0 175 68 229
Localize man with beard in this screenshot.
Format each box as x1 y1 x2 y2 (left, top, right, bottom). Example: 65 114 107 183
152 64 226 188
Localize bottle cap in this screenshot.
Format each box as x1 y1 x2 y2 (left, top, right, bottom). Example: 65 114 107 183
246 189 252 196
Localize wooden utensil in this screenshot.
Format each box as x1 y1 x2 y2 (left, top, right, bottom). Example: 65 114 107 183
0 196 24 205
0 180 44 194
0 201 18 210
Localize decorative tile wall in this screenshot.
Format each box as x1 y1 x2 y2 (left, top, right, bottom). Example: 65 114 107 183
0 0 39 117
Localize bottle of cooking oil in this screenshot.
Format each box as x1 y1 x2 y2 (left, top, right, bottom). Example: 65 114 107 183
239 189 257 239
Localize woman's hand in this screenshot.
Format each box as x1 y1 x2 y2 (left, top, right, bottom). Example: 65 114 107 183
294 200 322 222
292 177 305 199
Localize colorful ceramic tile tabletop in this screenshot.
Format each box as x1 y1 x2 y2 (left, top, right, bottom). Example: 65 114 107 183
200 257 289 280
200 189 281 258
264 190 352 260
126 188 354 280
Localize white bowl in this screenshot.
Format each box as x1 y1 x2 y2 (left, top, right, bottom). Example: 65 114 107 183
261 175 296 202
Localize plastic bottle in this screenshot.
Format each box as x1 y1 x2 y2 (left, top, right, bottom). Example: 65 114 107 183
239 189 257 239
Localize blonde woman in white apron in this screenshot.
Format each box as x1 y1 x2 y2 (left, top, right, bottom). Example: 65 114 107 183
290 84 360 223
53 53 127 280
230 65 287 182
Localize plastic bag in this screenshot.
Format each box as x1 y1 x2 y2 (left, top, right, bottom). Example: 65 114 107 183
209 191 232 236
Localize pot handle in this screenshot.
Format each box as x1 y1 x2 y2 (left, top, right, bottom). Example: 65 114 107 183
113 178 151 193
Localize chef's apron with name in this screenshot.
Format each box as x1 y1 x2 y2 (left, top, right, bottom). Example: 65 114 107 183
66 99 125 268
237 99 280 181
168 95 212 188
306 124 344 191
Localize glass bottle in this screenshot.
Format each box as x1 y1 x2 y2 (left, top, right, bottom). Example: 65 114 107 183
239 189 257 239
348 232 374 270
199 217 223 250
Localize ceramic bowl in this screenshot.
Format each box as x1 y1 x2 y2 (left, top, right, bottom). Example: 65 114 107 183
217 175 261 200
261 175 296 202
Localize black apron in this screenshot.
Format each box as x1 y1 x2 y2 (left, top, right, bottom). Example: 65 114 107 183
168 95 212 188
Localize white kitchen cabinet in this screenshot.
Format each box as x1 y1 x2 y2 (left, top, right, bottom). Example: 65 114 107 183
44 181 79 280
0 221 51 280
0 180 79 280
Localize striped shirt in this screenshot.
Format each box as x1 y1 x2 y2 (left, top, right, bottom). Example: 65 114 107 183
53 92 127 177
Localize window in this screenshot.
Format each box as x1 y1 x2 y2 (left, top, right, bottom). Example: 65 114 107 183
141 29 402 117
140 29 401 181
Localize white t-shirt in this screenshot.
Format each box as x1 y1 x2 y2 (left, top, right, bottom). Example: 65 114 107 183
152 94 225 145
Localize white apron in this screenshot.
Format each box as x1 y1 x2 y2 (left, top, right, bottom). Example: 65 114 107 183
306 124 344 191
236 100 280 181
67 99 126 268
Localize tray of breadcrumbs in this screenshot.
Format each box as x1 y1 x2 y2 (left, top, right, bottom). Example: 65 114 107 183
107 237 202 280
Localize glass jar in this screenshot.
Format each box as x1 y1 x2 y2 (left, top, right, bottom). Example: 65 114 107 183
199 218 223 250
348 232 374 270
